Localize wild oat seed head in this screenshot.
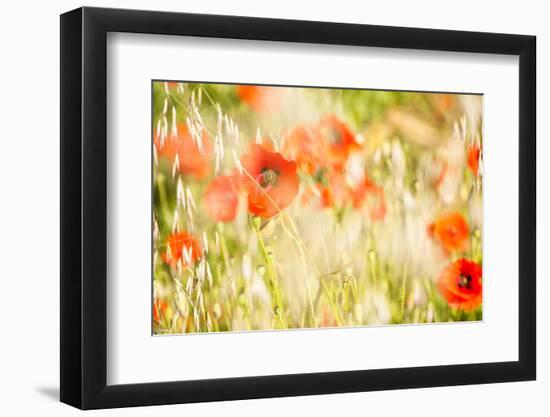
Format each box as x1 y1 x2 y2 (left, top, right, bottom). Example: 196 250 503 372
156 119 162 140
172 154 179 179
162 115 169 140
185 187 196 211
242 254 252 282
153 145 158 167
255 128 262 145
232 149 243 175
171 106 177 137
171 209 179 233
206 262 213 288
176 177 186 209
183 246 192 267
202 231 209 255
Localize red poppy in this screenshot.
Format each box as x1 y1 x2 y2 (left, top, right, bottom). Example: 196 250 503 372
318 114 360 167
237 85 285 115
239 143 299 218
318 171 350 209
437 258 482 311
154 123 213 180
162 231 202 267
204 175 239 223
352 177 387 221
281 125 325 174
433 94 454 112
467 144 481 176
428 212 469 253
153 298 169 323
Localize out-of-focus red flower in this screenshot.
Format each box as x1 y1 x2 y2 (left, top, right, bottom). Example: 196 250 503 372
153 298 169 322
281 115 358 176
162 231 202 267
309 169 386 221
434 94 454 112
154 123 212 180
237 85 285 115
352 177 387 221
437 258 482 311
428 212 469 253
204 175 239 223
281 125 325 174
467 144 481 176
318 114 360 167
239 144 299 219
165 81 178 89
318 171 350 209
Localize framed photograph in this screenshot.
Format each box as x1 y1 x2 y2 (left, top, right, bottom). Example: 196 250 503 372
60 6 536 409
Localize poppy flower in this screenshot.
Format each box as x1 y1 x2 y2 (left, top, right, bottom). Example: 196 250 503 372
317 171 350 209
437 258 482 311
237 85 285 115
239 143 299 218
352 177 387 221
204 175 239 223
154 123 212 180
467 143 481 176
281 125 326 174
432 94 455 114
162 231 202 268
318 114 360 167
428 212 469 253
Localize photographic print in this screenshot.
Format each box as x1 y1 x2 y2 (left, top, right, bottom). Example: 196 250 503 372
152 81 483 335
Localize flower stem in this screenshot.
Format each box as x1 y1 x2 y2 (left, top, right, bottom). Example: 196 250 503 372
399 260 409 322
156 174 172 229
253 218 288 329
216 223 231 272
320 277 343 326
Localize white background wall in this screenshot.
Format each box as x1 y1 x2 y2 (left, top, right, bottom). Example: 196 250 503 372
0 0 545 415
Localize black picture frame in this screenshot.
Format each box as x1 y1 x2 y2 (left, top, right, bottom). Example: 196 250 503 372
60 6 536 410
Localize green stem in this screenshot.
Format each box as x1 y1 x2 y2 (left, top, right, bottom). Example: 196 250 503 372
368 249 378 287
156 174 172 230
399 260 409 322
320 277 343 326
253 219 288 329
217 223 231 272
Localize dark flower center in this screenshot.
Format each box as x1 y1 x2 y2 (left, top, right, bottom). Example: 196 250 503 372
313 168 328 186
260 168 279 187
458 273 472 289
